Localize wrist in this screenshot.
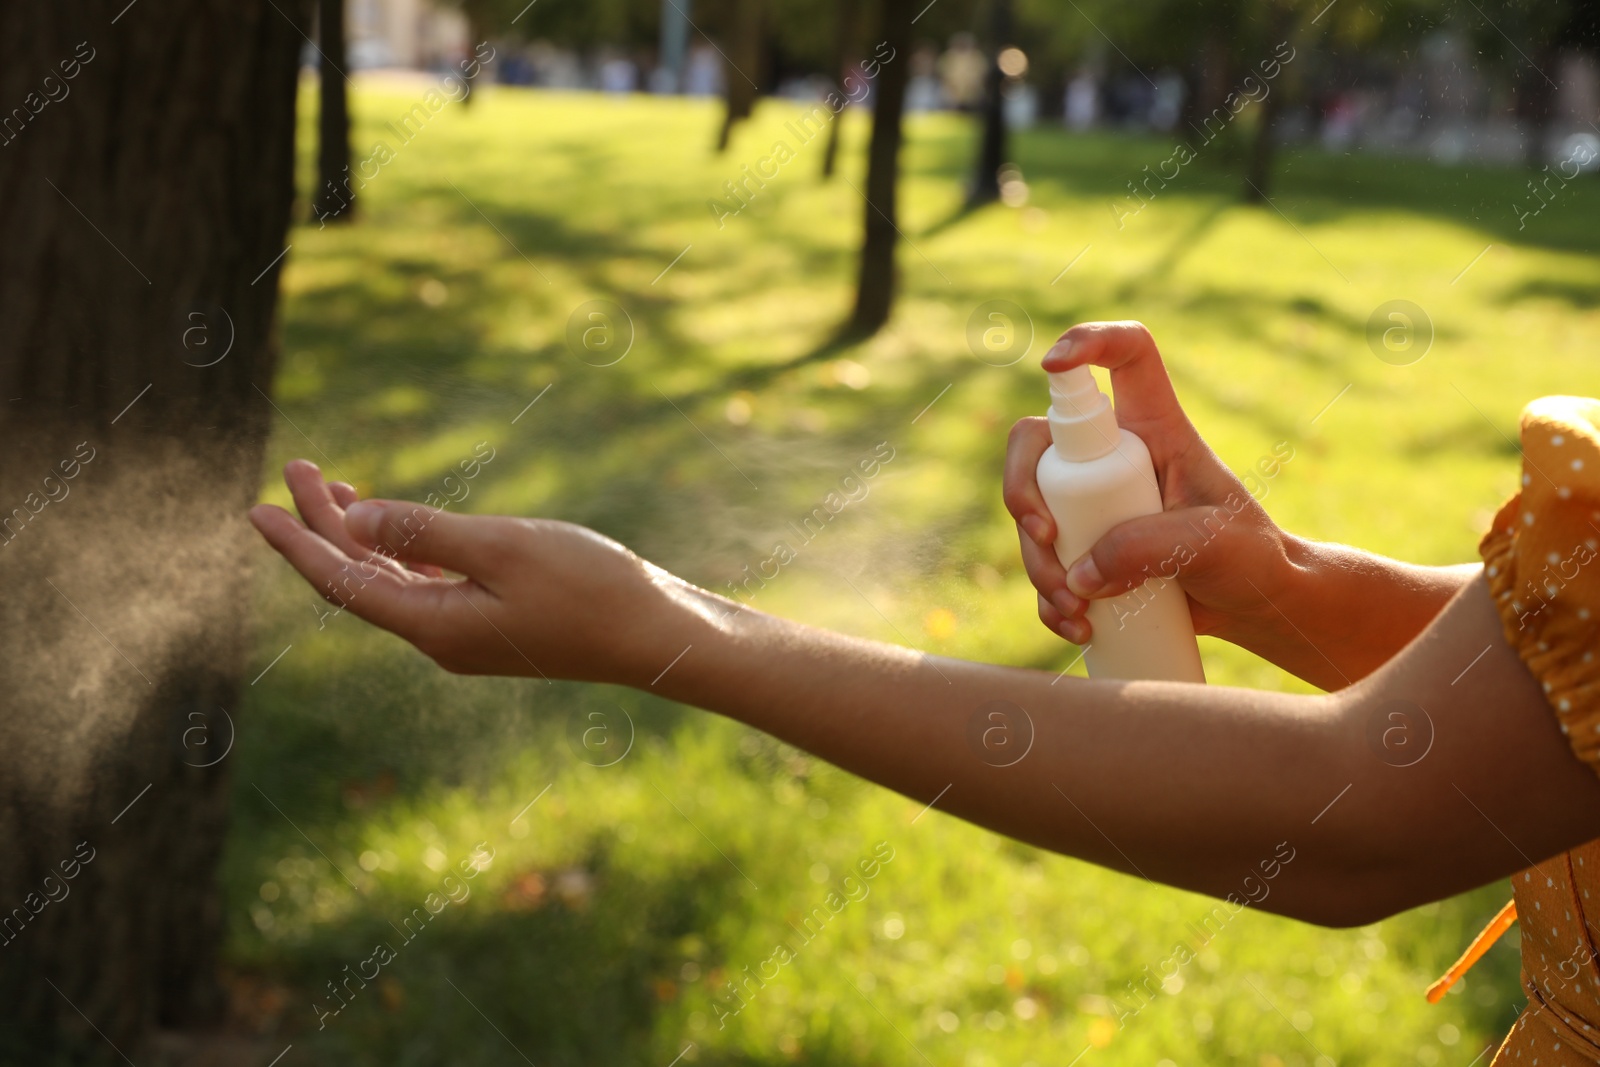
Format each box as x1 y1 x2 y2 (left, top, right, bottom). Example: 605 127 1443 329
1273 532 1322 606
1214 526 1314 650
1223 529 1356 688
614 568 741 691
1227 533 1458 690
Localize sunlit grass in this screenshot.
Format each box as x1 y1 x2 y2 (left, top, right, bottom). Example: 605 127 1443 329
229 75 1600 1064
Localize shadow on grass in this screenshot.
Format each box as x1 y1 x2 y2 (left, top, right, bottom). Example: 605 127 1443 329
276 850 731 1067
1494 276 1600 309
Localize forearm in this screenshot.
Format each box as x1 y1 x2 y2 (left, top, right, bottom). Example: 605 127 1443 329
656 590 1362 923
648 578 1600 928
1238 535 1479 690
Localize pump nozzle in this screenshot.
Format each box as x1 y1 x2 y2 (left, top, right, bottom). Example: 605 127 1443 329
1045 364 1119 461
1047 365 1102 417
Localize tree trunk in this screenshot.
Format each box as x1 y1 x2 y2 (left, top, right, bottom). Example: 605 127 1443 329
1516 45 1558 170
0 0 305 1056
1182 28 1232 150
715 0 762 151
1241 10 1294 203
846 0 913 337
1036 65 1065 123
820 0 859 179
1242 75 1285 202
312 0 354 222
967 0 1012 206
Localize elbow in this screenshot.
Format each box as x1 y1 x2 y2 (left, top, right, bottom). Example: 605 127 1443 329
1263 881 1421 930
1198 874 1406 930
1289 895 1407 930
1271 690 1463 928
1268 846 1448 929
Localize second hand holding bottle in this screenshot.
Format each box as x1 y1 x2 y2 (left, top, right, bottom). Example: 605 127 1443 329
1035 364 1207 683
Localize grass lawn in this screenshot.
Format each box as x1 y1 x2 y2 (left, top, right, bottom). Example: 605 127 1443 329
230 74 1600 1065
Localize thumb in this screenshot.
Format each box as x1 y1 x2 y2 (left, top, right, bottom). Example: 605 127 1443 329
1063 505 1233 599
344 499 508 576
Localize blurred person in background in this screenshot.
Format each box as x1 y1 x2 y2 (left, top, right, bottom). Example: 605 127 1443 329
939 32 986 112
685 44 722 96
599 50 639 94
906 42 944 111
1065 67 1100 130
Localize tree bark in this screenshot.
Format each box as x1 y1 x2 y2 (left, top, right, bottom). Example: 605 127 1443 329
820 0 858 179
846 0 912 337
312 0 354 222
0 0 305 1056
967 0 1012 206
715 0 763 151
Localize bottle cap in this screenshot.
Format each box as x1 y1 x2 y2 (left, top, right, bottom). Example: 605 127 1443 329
1046 365 1120 460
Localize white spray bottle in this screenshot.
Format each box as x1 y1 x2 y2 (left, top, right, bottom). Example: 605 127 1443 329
1036 364 1206 683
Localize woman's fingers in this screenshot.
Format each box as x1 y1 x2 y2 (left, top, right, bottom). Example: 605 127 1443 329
284 460 399 567
328 481 359 508
1003 417 1057 546
343 499 519 583
1041 321 1196 465
319 477 445 577
1037 592 1091 644
293 466 445 578
1006 415 1091 641
248 504 430 639
1018 521 1082 609
1064 503 1254 602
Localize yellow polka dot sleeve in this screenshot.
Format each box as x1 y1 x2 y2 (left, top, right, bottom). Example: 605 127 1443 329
1479 396 1600 768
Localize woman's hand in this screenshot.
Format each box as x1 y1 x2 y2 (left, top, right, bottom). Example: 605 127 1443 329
1004 321 1296 649
248 460 717 685
1006 321 1477 690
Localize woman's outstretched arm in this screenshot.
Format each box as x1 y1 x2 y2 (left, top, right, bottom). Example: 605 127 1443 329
249 463 1600 928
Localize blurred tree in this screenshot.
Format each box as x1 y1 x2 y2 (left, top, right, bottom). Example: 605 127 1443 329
1015 0 1455 200
311 0 355 222
462 0 664 56
967 0 1014 205
1236 0 1459 201
848 0 913 335
1460 0 1594 168
0 0 307 1056
1241 2 1297 201
444 0 530 104
819 0 860 177
716 0 765 150
769 0 841 74
460 0 489 104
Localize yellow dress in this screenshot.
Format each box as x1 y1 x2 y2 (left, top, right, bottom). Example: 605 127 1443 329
1459 396 1600 1063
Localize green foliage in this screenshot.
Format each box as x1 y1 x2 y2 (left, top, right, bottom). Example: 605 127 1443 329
444 0 666 49
999 0 1597 78
438 0 1584 98
233 82 1600 1064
